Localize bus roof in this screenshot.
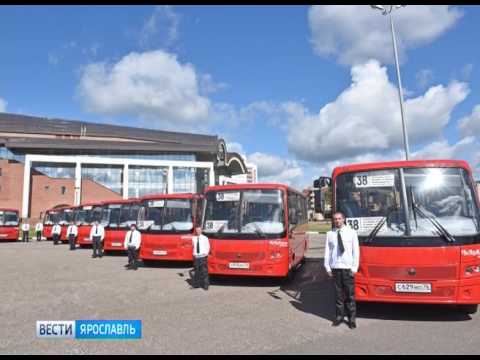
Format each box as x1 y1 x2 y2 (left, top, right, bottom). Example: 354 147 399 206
0 208 19 213
332 159 472 178
140 193 200 201
101 198 139 206
205 183 306 197
79 202 104 208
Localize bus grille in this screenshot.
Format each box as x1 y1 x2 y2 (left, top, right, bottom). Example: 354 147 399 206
215 252 265 261
368 265 457 280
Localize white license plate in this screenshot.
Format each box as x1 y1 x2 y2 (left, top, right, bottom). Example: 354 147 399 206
395 282 432 293
228 262 250 269
112 242 122 247
0 234 7 238
153 250 168 256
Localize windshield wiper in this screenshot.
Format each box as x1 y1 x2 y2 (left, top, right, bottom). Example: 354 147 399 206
412 203 455 243
365 206 398 244
251 223 267 238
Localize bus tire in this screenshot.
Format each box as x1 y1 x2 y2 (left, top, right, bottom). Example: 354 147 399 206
457 304 478 315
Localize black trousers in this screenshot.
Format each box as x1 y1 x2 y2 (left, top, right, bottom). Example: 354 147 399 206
92 236 103 257
22 230 29 242
332 269 356 321
68 234 76 250
127 246 139 268
36 231 42 241
193 256 209 289
53 233 60 245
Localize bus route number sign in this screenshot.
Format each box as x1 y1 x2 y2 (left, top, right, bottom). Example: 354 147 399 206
354 173 394 188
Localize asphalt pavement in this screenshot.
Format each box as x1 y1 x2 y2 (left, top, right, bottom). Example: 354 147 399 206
0 234 479 355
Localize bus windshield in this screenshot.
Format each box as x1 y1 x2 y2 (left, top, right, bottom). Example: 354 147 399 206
120 204 140 228
62 209 74 224
0 211 19 226
44 211 60 225
75 209 89 225
405 167 480 236
142 199 193 233
336 167 480 238
203 189 285 239
102 204 122 228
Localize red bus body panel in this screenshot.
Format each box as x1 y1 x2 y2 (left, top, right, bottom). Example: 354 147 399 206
139 193 200 262
77 225 93 245
332 159 480 305
0 208 19 241
204 184 309 277
103 199 140 252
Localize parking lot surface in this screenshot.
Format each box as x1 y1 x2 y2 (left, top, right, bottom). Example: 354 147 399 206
1 234 480 355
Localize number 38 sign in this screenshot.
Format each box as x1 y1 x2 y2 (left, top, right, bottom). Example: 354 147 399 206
346 217 386 233
353 173 394 188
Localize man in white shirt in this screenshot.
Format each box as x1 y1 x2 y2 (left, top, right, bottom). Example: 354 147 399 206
52 222 62 245
67 221 78 251
90 220 105 258
324 211 360 329
21 219 30 242
124 223 141 270
35 221 43 242
192 227 211 290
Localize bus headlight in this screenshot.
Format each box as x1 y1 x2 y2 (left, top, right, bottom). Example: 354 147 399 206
465 265 480 275
270 251 283 259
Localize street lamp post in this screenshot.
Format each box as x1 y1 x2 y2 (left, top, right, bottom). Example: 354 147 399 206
371 5 410 161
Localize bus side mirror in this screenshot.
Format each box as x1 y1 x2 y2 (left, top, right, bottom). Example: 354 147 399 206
315 176 331 188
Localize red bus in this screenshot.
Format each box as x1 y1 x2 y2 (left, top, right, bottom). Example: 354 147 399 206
202 183 309 278
0 208 19 241
138 193 202 263
75 202 104 247
317 159 480 314
59 206 75 243
102 199 141 253
42 208 62 240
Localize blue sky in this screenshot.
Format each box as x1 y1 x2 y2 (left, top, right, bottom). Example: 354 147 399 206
1 5 480 188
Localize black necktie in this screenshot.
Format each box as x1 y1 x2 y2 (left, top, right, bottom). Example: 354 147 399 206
196 236 200 254
128 231 133 245
337 229 345 256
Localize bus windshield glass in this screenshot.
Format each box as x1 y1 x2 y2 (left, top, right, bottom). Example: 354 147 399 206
405 167 480 236
44 211 60 225
120 204 140 228
336 167 480 238
336 169 406 237
203 189 285 238
143 199 193 233
102 204 122 228
0 211 19 226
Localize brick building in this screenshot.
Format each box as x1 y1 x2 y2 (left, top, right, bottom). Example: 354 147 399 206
0 112 247 223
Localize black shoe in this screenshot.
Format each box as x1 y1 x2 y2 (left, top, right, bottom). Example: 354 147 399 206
124 264 131 268
348 320 357 329
92 255 97 258
331 318 343 327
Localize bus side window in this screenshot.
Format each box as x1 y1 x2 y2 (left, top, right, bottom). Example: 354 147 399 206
196 199 203 228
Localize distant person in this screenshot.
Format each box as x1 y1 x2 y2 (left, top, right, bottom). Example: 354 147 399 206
90 220 105 258
192 227 210 290
324 211 360 329
67 221 78 251
124 223 141 270
35 221 43 241
52 222 62 245
21 219 30 242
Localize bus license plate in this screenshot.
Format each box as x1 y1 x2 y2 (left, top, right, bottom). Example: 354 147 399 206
112 242 122 247
228 262 250 269
395 282 431 293
153 250 167 256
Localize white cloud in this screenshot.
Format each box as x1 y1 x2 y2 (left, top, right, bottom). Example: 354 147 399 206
411 136 477 159
247 152 304 187
308 5 462 65
285 60 469 163
140 5 179 49
78 50 211 125
458 105 480 137
199 73 228 95
0 97 7 112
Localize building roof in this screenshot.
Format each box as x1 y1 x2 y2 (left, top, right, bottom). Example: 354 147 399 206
0 112 219 155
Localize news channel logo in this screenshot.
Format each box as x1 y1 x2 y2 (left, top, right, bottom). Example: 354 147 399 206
36 320 142 340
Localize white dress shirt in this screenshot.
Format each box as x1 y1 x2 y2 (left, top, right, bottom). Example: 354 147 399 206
21 223 30 232
90 224 105 241
192 234 210 258
51 224 62 236
35 223 43 232
124 229 141 250
67 225 78 237
324 225 360 273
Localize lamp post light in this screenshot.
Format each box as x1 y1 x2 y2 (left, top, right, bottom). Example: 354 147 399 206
371 5 410 161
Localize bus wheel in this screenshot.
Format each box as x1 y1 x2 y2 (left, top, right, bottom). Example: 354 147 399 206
142 259 154 267
457 304 478 315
